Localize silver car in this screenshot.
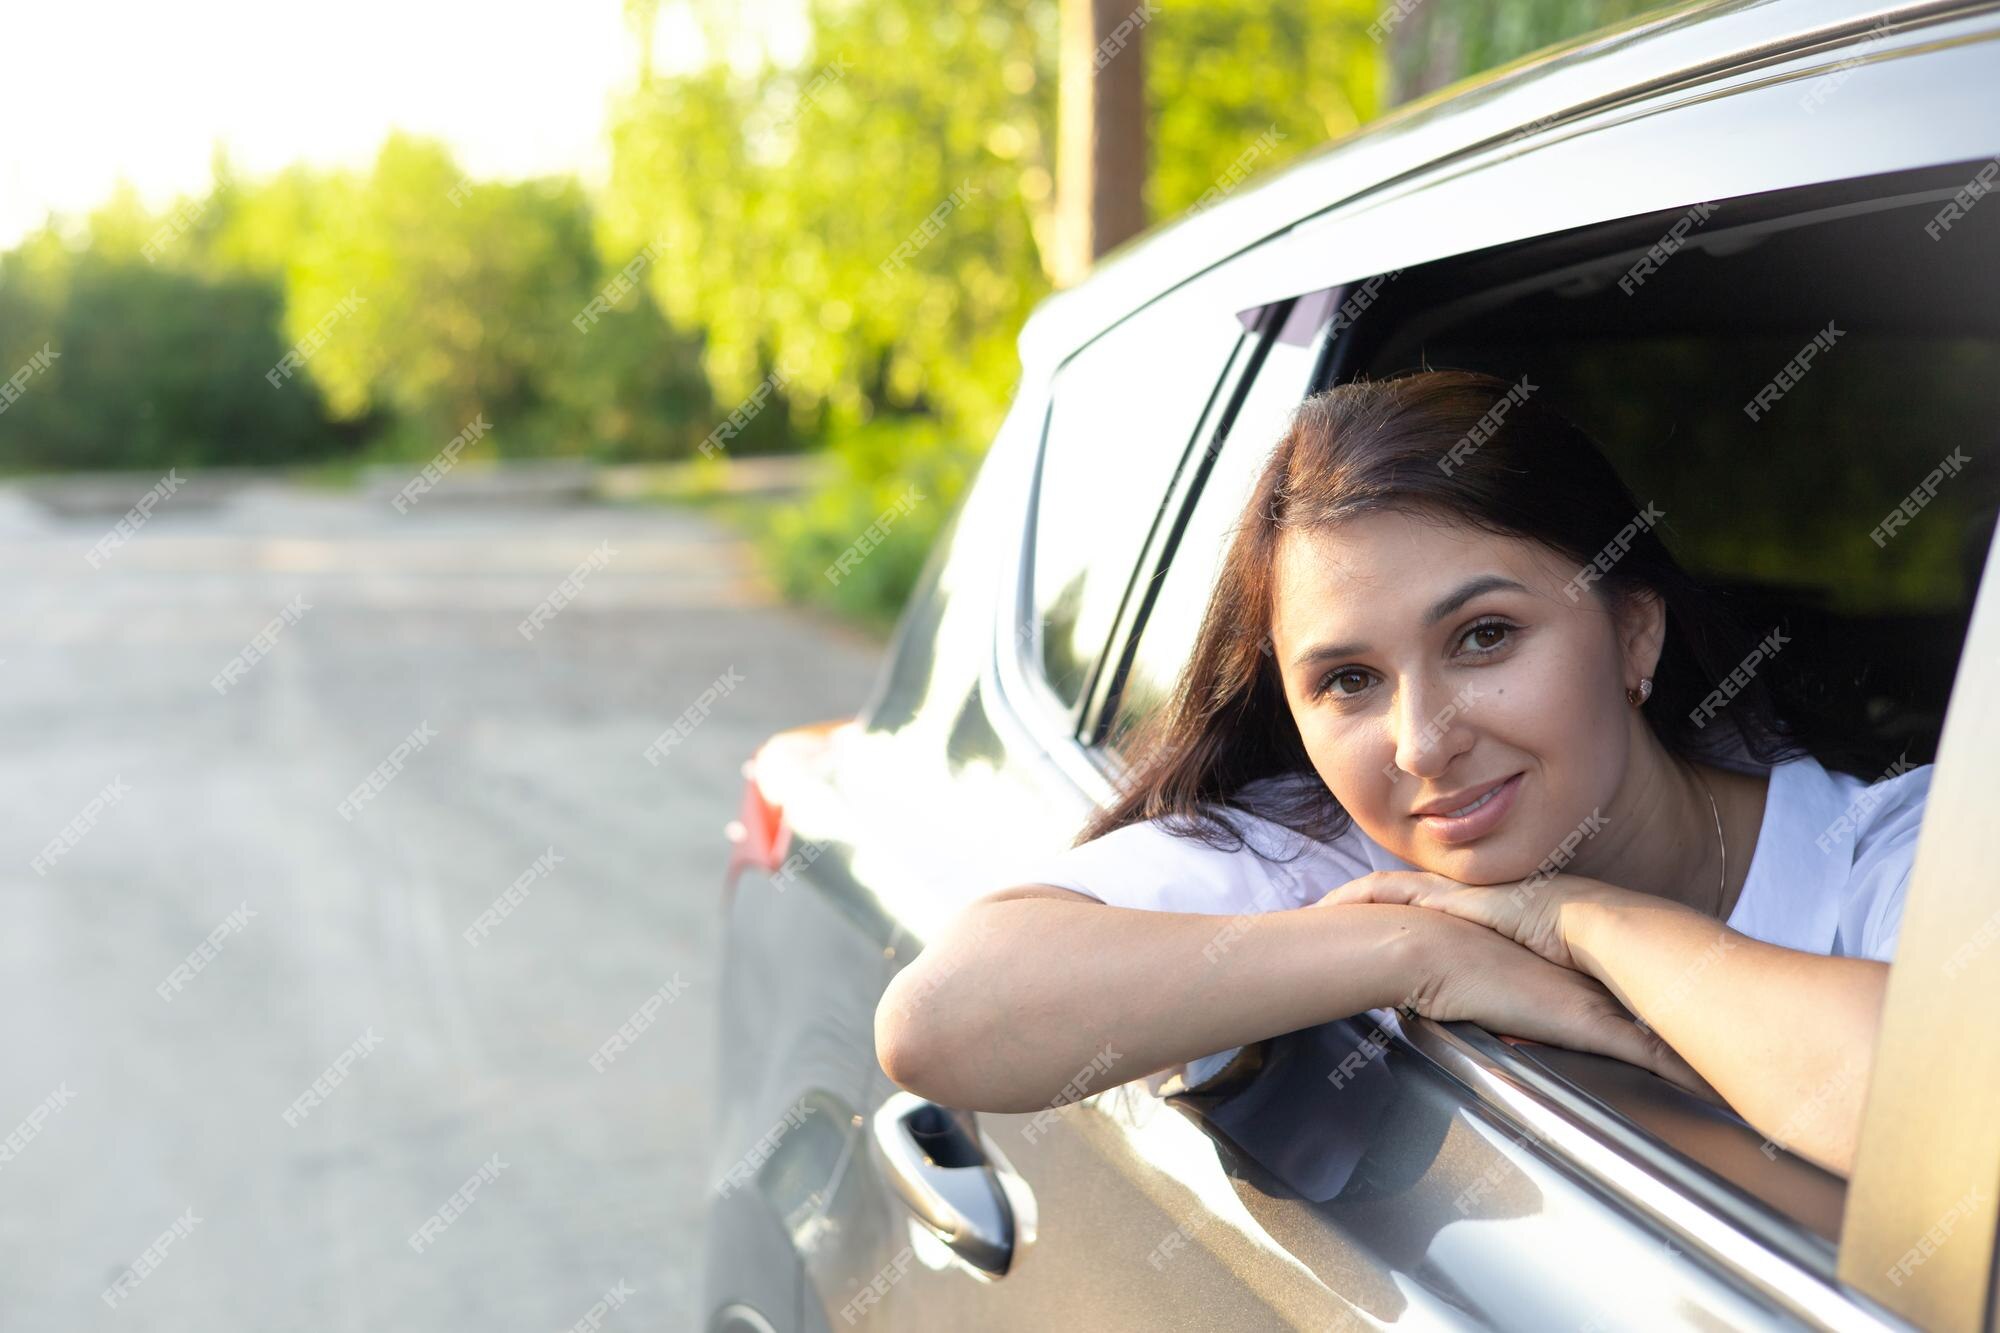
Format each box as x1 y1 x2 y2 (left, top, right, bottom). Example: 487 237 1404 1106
707 1 2000 1328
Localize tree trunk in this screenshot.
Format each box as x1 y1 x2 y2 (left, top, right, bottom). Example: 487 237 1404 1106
1054 0 1149 287
1386 0 1464 108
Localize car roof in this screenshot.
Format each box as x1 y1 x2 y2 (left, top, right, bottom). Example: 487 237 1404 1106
1018 0 1982 369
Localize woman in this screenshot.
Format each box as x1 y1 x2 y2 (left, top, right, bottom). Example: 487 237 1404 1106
875 369 1930 1178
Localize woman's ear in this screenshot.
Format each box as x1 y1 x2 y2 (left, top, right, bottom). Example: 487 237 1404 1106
1614 586 1668 684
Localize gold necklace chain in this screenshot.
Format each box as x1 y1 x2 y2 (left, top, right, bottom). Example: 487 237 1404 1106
1693 766 1727 918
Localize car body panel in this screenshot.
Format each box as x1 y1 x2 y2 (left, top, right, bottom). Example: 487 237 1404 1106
1839 530 2000 1327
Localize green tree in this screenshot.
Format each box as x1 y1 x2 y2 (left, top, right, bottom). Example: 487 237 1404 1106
605 0 1390 619
203 133 717 462
607 2 1058 441
0 135 723 472
0 245 342 472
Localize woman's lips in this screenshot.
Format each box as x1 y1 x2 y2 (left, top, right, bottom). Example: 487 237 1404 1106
1414 772 1524 844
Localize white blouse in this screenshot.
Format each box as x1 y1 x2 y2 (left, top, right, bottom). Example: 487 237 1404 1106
1021 754 1932 1087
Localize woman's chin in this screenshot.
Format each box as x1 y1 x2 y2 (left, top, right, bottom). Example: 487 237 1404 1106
1407 841 1536 886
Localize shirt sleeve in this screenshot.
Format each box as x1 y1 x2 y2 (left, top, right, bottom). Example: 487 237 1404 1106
1020 805 1374 917
1839 763 1934 962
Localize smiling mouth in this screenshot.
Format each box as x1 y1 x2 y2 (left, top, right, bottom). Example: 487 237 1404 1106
1443 786 1504 818
1411 772 1517 819
1409 771 1526 844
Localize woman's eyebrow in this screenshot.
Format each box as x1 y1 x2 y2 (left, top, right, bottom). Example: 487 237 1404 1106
1422 574 1527 627
1288 575 1528 670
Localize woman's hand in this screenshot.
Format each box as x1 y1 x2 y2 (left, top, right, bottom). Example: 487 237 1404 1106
1318 869 1628 972
1389 908 1716 1099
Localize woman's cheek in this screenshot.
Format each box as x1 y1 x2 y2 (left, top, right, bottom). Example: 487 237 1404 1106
1303 714 1392 828
1489 642 1627 829
1483 644 1586 743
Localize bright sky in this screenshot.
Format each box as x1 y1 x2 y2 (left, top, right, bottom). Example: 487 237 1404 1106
0 1 799 249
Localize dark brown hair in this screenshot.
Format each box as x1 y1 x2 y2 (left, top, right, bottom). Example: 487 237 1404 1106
1078 367 1882 853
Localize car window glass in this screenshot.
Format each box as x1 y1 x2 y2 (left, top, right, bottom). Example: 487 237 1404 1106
1031 294 1246 715
1104 333 1321 752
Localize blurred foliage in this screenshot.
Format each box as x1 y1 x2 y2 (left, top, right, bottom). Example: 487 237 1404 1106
757 415 980 632
605 3 1057 443
1148 0 1381 219
1383 0 1677 105
0 0 1678 620
0 137 726 473
0 244 343 472
604 0 1401 620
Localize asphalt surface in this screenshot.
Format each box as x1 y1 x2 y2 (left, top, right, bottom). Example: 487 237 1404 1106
0 478 884 1330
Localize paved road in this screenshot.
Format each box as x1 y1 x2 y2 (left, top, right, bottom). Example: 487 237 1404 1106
0 479 884 1330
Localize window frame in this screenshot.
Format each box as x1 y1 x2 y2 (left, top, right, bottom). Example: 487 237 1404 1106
1075 298 1298 761
1080 288 1354 762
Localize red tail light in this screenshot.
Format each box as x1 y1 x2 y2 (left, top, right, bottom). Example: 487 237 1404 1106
723 719 849 894
724 756 792 892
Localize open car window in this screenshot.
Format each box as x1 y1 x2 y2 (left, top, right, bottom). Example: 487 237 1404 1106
1092 163 1999 1251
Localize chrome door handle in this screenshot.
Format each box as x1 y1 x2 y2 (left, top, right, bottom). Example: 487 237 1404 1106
870 1091 1017 1275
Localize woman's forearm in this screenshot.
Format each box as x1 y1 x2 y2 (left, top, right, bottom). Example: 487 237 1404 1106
875 888 1425 1112
1565 893 1888 1175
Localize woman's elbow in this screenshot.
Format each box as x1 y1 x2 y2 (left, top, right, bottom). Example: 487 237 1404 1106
873 891 1073 1107
875 943 1035 1109
874 956 956 1100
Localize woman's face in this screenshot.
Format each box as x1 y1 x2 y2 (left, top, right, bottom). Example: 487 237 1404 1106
1269 508 1661 885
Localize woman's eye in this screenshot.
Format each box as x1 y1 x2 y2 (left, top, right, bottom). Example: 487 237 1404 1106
1459 621 1512 653
1320 668 1373 698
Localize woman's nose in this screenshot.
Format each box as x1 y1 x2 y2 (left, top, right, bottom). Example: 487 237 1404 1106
1390 677 1477 780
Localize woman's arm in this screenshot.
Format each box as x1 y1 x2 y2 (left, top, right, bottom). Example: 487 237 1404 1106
1318 871 1885 1175
1562 892 1886 1176
874 883 1702 1113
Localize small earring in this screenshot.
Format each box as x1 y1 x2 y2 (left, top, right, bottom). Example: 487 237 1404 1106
1625 677 1654 707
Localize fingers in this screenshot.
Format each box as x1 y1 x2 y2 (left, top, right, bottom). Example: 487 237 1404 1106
1640 1034 1725 1103
1562 1003 1682 1075
1508 969 1676 1074
1320 871 1440 908
1421 924 1724 1102
1318 875 1395 907
1563 998 1720 1100
1586 989 1717 1098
